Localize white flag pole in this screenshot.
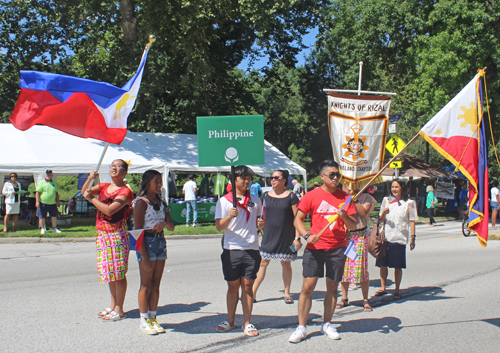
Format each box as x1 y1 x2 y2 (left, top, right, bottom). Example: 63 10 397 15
358 61 363 95
88 143 110 189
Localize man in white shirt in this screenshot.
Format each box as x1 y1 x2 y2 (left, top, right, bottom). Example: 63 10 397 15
214 165 265 337
292 179 304 200
183 174 198 227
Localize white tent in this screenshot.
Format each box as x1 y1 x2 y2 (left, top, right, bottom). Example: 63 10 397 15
0 124 307 195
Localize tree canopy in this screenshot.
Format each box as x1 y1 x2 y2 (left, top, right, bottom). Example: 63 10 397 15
1 0 500 179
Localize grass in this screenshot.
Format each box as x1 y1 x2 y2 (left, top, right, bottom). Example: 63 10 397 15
1 209 496 239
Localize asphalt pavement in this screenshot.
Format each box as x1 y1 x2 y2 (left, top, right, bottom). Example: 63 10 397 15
0 221 499 352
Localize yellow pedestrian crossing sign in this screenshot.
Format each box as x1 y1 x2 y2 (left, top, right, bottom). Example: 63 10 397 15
390 161 402 169
385 135 406 156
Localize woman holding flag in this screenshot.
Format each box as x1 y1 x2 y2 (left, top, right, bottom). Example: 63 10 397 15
252 169 300 304
375 179 417 300
133 170 174 335
336 186 376 311
82 159 134 321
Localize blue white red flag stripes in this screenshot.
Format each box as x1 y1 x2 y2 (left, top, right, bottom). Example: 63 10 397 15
128 229 145 252
9 46 151 145
419 73 488 247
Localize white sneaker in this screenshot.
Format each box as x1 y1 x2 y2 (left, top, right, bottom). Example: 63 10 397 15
289 326 307 343
140 318 158 335
52 228 61 233
150 317 165 333
321 323 341 340
40 228 46 235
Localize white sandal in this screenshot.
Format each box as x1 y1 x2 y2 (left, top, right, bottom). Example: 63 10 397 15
243 323 259 337
97 307 113 317
216 321 237 332
102 310 126 322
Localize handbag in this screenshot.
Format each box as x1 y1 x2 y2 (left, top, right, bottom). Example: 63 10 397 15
367 218 387 258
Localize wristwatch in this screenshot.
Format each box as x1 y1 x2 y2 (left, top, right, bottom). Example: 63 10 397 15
411 234 416 238
304 233 310 240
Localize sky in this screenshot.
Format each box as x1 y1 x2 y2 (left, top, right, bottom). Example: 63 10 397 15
237 27 319 71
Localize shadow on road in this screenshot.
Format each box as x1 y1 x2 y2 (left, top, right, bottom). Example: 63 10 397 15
125 301 210 318
336 316 402 333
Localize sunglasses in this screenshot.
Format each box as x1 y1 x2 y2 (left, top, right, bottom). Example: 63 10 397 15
324 172 342 180
270 176 282 180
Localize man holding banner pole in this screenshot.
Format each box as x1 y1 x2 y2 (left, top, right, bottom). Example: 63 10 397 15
289 160 357 343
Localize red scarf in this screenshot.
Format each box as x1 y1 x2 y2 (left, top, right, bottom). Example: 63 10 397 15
224 191 251 222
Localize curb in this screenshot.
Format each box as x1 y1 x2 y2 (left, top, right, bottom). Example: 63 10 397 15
0 233 223 244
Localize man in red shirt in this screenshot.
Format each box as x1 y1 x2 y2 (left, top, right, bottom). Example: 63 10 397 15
289 160 358 343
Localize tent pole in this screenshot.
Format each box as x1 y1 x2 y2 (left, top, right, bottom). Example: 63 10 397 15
89 143 109 189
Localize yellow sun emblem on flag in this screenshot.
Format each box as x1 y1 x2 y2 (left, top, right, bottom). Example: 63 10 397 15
113 88 138 120
342 122 370 161
457 102 477 132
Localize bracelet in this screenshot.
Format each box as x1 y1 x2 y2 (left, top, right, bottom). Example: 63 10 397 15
295 237 300 241
411 234 416 238
304 233 310 240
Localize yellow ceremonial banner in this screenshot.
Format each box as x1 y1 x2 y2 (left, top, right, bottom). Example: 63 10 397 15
328 93 392 190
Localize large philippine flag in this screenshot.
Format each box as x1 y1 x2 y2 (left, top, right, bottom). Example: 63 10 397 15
419 73 489 247
9 46 150 145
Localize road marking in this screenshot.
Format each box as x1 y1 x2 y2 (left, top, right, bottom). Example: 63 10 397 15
443 235 463 239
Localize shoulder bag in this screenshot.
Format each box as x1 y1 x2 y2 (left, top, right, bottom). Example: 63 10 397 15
367 218 387 258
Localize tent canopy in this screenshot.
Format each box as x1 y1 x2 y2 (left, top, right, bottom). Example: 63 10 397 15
0 124 307 188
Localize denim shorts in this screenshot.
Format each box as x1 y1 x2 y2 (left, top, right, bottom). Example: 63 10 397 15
491 201 499 210
136 234 167 261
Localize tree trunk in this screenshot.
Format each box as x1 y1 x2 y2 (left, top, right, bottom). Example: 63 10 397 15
119 0 138 46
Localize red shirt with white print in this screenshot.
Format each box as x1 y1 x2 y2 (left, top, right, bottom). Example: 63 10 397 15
297 187 356 250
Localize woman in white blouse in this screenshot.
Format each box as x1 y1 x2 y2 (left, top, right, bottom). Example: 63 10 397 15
2 173 23 233
374 179 417 300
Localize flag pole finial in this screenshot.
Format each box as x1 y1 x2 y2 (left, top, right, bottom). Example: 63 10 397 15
147 35 156 47
478 67 487 77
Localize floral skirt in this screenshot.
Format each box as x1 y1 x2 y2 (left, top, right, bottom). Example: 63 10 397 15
342 228 369 283
95 219 130 283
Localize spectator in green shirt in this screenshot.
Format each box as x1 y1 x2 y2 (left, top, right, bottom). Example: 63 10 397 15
36 170 61 234
200 174 210 197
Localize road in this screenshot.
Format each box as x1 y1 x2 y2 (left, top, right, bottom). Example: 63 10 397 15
0 221 499 352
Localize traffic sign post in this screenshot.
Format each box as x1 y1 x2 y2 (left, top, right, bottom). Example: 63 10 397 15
385 135 406 178
197 115 265 206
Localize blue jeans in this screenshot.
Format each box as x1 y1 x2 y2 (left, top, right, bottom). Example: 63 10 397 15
186 200 198 224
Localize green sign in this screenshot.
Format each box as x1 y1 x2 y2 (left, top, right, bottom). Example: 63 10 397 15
197 115 264 166
169 202 217 224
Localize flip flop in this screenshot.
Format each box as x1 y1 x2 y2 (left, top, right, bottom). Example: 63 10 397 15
97 307 113 317
374 289 387 297
102 311 126 322
284 296 294 304
216 321 238 333
243 323 259 337
393 293 402 300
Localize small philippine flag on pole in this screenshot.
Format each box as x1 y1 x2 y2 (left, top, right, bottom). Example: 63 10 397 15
128 229 146 252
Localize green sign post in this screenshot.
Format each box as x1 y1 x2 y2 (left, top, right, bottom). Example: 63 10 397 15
197 115 265 166
197 115 265 207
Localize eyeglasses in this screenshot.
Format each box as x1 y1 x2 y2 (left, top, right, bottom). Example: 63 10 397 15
10 175 16 178
324 172 342 180
109 164 124 169
270 176 282 180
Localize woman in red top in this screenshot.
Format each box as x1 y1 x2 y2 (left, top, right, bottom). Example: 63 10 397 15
82 159 134 321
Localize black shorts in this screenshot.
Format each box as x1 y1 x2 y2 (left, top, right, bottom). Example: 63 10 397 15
39 203 58 218
28 198 36 211
302 247 346 282
221 249 261 282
